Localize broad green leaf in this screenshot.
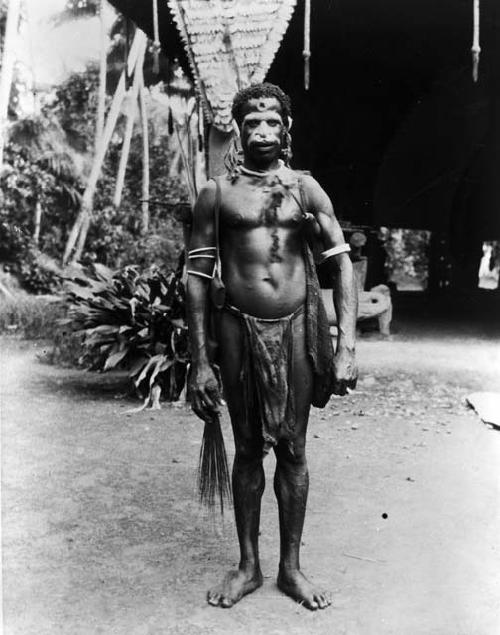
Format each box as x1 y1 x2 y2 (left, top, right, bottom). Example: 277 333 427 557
92 263 114 282
128 356 149 378
64 282 95 300
149 357 174 386
94 324 120 334
104 348 128 371
170 318 186 328
134 354 161 386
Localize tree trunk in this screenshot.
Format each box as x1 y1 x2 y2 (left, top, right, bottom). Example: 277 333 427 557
33 200 42 245
138 71 150 235
62 72 127 265
174 123 196 206
63 31 147 264
0 0 21 165
72 201 92 263
69 73 127 263
168 146 183 178
95 0 108 152
113 45 145 209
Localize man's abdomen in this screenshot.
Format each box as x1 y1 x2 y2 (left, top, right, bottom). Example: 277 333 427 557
222 257 307 319
220 226 307 319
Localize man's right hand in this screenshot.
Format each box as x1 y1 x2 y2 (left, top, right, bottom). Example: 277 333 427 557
188 363 222 422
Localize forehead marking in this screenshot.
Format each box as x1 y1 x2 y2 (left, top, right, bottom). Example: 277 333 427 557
243 104 283 119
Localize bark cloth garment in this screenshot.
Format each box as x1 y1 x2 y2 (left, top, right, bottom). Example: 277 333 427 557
216 244 335 455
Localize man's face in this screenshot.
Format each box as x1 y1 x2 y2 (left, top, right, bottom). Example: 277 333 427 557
239 97 285 165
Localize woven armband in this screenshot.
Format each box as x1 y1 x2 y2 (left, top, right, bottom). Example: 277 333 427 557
319 243 351 264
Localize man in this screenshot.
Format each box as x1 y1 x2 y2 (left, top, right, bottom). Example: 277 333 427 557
186 83 357 610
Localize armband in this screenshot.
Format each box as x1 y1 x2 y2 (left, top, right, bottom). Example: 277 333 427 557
188 247 216 260
188 247 216 255
187 270 214 280
187 247 217 278
319 243 351 263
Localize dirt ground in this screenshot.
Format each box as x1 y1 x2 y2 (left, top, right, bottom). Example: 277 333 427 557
2 319 500 635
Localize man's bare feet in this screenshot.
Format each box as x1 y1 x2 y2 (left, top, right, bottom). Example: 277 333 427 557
207 567 263 608
277 567 331 610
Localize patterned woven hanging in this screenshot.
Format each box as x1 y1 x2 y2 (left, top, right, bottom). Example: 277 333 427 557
167 0 297 132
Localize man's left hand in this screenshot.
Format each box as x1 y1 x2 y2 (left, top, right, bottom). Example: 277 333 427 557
332 347 358 395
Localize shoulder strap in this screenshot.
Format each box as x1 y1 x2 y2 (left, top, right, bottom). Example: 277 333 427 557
297 175 308 219
214 177 222 275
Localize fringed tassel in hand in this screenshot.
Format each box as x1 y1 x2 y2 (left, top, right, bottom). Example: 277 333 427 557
197 413 232 514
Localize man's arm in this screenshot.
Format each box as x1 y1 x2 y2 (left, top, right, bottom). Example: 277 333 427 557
302 175 358 393
186 180 222 421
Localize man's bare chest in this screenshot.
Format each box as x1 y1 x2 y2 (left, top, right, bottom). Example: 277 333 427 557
220 182 304 230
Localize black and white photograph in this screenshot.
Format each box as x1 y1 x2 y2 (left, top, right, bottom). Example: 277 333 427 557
1 1 499 633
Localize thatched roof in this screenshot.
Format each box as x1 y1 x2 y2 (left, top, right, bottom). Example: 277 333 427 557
166 0 297 131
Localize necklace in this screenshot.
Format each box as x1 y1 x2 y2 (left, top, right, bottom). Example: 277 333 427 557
239 160 284 178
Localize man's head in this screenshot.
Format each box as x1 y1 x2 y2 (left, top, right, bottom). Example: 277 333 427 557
231 83 292 130
231 83 292 167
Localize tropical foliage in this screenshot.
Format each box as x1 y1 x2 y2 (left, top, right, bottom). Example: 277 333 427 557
1 2 198 408
61 260 189 403
381 227 430 290
0 117 83 292
0 63 187 292
50 0 99 26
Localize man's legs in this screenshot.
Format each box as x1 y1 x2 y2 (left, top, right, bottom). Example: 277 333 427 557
207 310 264 608
274 312 331 610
